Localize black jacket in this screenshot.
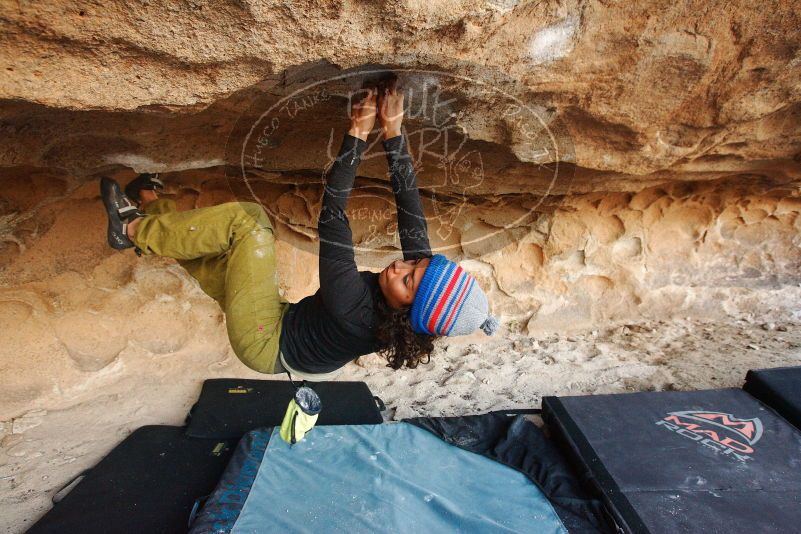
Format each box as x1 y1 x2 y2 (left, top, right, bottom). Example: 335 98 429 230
279 133 432 374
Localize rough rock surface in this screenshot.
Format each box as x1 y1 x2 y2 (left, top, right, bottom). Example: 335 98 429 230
1 1 801 532
2 0 800 175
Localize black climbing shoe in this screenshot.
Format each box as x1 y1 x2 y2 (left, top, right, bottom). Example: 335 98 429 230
101 177 142 250
124 173 164 205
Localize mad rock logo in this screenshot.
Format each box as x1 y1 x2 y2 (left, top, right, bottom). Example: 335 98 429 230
655 410 763 463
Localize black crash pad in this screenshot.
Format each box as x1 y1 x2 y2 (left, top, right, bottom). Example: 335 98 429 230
27 426 236 534
409 411 611 533
744 365 801 430
543 389 801 534
185 379 383 439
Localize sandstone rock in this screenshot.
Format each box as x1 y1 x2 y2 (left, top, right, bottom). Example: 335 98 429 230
4 7 801 529
1 0 801 454
128 300 191 355
11 410 47 435
54 311 128 372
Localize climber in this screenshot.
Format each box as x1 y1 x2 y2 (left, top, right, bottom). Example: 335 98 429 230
100 75 498 381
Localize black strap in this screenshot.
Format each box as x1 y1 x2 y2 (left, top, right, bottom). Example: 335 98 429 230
290 411 298 445
285 371 307 391
188 495 208 528
374 396 387 412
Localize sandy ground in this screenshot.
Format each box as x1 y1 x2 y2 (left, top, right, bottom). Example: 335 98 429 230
2 313 800 533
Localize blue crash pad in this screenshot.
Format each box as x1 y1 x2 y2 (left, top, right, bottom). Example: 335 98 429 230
191 422 567 533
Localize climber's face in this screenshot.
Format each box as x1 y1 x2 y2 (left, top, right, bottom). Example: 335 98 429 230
379 257 431 309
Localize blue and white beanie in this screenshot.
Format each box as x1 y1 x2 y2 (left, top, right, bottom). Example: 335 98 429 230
410 254 499 336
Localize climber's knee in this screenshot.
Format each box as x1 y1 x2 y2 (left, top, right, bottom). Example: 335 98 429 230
237 201 272 230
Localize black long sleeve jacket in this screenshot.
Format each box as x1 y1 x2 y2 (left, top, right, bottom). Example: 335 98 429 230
279 133 432 374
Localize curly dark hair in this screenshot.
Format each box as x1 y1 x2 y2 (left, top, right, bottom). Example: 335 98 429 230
372 294 437 370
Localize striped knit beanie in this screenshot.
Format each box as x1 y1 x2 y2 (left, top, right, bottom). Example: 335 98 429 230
410 254 499 337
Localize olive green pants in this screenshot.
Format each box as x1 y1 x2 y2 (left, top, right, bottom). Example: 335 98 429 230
133 200 288 373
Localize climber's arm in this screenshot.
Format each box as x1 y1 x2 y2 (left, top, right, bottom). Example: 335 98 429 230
317 133 372 318
384 134 432 260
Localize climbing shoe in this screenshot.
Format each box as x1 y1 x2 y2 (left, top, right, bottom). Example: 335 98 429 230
124 173 164 205
101 177 142 250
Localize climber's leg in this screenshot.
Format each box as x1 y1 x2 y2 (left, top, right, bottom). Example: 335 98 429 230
131 201 287 372
142 197 178 216
131 201 264 260
142 198 226 306
221 202 288 373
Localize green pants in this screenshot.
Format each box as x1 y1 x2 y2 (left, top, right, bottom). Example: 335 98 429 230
133 200 288 373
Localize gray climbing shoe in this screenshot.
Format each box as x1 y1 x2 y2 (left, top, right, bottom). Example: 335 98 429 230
124 173 164 205
101 177 142 250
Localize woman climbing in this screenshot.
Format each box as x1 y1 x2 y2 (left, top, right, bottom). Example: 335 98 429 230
100 77 498 381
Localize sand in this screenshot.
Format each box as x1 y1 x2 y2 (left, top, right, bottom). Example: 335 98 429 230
2 312 800 533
